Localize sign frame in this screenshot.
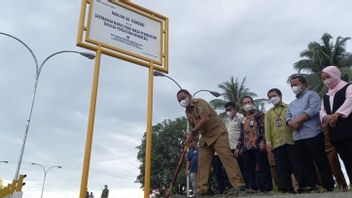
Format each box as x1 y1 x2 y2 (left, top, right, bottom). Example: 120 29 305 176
77 0 169 72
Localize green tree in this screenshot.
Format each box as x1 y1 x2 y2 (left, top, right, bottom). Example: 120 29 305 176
210 77 264 112
292 33 352 96
136 117 187 196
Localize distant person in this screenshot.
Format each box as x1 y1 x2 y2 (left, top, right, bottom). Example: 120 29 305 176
236 96 272 192
177 89 244 197
89 192 94 198
265 88 298 193
101 185 109 198
286 75 334 192
320 66 352 187
186 139 198 195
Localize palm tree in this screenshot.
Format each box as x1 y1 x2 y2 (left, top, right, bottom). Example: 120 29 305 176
292 33 352 97
210 77 259 112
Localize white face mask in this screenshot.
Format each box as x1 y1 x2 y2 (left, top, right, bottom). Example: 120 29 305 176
292 86 301 95
243 104 255 112
179 97 191 108
269 96 281 105
226 111 235 117
323 78 339 89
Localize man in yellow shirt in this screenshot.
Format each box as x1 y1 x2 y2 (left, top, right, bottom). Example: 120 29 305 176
265 88 297 193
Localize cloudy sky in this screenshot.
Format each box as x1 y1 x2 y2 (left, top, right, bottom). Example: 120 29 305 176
1 0 351 197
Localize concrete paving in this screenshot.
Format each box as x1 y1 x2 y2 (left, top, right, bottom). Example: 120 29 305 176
170 191 352 198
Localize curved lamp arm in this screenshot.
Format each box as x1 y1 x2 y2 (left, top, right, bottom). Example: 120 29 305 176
193 89 221 97
38 50 95 78
0 32 39 75
153 71 182 90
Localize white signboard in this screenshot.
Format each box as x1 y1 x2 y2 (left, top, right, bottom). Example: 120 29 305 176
87 0 162 63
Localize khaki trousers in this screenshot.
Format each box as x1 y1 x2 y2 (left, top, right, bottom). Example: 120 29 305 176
323 127 347 189
197 133 245 193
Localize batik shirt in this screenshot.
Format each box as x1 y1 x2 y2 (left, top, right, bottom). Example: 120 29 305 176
237 111 265 153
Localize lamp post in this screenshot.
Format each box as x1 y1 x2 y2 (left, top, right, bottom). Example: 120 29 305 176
153 71 182 90
31 163 62 198
0 32 95 180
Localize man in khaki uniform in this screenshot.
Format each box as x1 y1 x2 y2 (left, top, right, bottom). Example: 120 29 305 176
177 89 244 196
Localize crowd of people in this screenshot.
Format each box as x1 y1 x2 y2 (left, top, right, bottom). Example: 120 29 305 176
181 65 351 197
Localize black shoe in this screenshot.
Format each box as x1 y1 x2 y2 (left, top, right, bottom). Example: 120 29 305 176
326 187 334 192
296 188 306 193
245 188 258 194
196 191 213 197
207 189 214 195
306 186 318 193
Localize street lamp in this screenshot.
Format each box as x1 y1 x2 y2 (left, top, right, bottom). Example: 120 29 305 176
0 32 95 180
153 71 182 90
31 163 62 198
193 89 221 97
152 71 221 98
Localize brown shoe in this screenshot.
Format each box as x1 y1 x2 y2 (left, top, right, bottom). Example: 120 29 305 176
225 187 240 197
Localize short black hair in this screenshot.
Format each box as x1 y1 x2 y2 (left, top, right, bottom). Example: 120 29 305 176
224 101 237 109
267 88 282 97
290 74 307 86
176 89 191 97
242 96 254 103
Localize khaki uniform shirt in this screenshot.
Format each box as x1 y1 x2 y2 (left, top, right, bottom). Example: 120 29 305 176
264 103 294 150
186 98 227 147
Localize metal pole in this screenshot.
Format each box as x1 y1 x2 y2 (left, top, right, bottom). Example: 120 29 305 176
13 50 94 181
144 62 154 198
186 175 190 197
79 47 101 198
31 163 61 198
2 32 95 181
40 170 47 198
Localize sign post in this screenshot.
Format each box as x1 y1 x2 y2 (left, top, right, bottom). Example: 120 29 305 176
144 62 154 198
76 0 168 197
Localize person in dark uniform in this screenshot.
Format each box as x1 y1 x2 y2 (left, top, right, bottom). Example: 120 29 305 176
177 89 244 197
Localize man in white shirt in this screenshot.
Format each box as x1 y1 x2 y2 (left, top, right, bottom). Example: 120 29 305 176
224 102 245 181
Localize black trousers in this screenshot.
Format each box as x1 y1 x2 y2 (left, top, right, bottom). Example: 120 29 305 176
243 150 273 192
235 155 245 184
333 139 352 183
273 144 297 192
212 155 229 193
293 133 334 190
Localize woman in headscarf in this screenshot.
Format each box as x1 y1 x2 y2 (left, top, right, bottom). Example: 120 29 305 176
320 65 352 186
